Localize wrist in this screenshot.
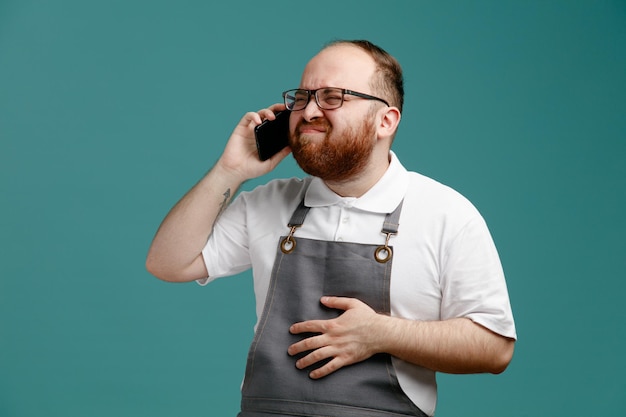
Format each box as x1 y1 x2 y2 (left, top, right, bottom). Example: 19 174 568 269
372 314 418 357
211 158 248 187
370 313 401 354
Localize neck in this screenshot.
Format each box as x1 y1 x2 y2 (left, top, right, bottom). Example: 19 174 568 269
323 153 391 198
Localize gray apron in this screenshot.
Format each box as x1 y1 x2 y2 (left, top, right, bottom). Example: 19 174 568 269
238 200 427 417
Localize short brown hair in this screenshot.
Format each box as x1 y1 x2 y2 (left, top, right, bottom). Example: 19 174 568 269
325 40 404 112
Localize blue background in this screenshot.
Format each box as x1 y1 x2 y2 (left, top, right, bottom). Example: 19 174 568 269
1 1 625 416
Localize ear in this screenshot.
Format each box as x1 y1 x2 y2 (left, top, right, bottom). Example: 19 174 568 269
376 106 401 141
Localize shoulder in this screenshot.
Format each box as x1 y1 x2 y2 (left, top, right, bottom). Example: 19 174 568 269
227 177 312 221
239 176 311 205
396 171 491 249
405 171 480 217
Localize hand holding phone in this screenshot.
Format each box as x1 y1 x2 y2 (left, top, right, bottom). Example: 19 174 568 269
254 110 290 161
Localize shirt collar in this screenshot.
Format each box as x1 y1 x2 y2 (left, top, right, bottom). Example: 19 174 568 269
304 151 409 213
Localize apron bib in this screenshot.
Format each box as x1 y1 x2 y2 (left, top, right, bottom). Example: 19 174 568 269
238 200 426 417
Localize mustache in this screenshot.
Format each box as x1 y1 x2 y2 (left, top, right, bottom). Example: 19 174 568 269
296 119 331 132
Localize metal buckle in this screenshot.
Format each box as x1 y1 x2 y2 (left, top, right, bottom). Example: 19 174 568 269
280 226 299 254
374 232 394 263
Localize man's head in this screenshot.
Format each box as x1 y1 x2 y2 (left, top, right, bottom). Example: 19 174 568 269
287 40 403 186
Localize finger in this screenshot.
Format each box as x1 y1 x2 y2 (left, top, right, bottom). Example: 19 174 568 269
239 112 264 131
308 356 345 380
257 108 277 122
320 296 361 311
289 319 326 335
258 103 286 122
268 102 287 114
287 332 327 356
294 345 336 371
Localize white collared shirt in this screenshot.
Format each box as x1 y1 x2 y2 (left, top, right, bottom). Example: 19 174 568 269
201 151 516 416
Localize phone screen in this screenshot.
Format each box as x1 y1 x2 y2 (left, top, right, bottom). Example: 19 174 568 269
254 110 291 161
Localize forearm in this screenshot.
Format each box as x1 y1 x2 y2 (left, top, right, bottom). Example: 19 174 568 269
376 316 514 374
146 105 291 282
145 162 244 282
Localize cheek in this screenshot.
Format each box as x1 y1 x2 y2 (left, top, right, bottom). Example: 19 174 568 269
289 114 297 134
321 116 341 136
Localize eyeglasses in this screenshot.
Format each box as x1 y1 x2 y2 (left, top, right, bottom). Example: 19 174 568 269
282 87 389 111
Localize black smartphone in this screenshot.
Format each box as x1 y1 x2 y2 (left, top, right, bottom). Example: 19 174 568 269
254 110 291 161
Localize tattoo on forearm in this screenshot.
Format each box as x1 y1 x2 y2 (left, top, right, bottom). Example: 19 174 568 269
218 188 231 215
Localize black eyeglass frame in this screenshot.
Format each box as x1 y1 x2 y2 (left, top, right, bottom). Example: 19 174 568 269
282 87 390 111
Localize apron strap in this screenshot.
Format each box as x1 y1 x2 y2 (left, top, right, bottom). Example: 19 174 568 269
287 200 311 227
381 199 403 234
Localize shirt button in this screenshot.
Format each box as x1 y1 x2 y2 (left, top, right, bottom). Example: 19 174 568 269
337 237 344 242
342 217 349 223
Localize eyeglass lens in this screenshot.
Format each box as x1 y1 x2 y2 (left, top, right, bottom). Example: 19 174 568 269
285 88 345 111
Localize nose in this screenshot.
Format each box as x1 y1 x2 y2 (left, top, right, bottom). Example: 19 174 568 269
302 94 324 122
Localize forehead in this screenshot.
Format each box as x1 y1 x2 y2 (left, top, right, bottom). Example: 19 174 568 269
299 44 376 91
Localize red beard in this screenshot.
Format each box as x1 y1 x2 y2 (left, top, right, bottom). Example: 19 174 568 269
289 116 376 182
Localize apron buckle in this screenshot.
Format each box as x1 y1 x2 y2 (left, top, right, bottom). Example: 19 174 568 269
375 232 394 263
281 226 299 254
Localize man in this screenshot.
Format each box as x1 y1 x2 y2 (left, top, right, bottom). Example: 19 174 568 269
146 40 516 417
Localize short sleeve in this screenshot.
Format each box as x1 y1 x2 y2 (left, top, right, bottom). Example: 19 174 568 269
440 216 516 339
198 193 253 285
